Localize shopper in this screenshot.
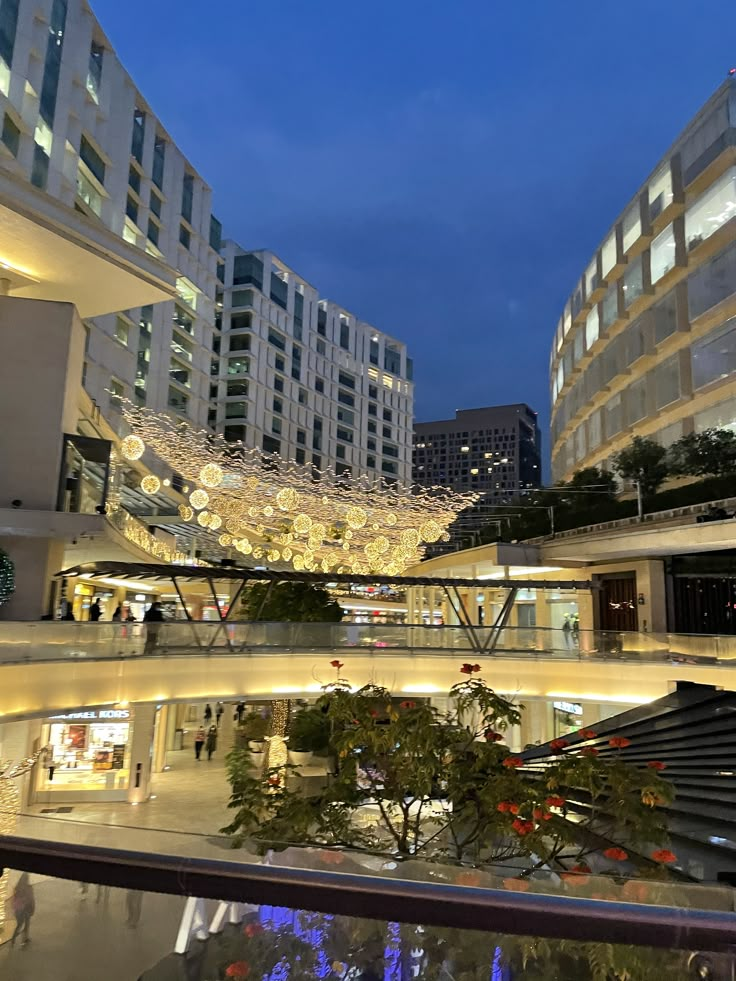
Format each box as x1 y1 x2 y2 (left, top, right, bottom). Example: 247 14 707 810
205 725 218 761
236 702 245 724
204 703 213 725
10 873 34 947
194 725 206 760
89 599 102 622
111 605 122 622
216 702 224 727
143 601 165 654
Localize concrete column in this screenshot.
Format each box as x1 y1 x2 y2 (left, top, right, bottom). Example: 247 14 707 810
0 537 65 620
520 700 548 748
127 703 157 804
637 560 667 633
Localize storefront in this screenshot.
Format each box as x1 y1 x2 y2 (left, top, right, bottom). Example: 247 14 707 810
33 707 134 802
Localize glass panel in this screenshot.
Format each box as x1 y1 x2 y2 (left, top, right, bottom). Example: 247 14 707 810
623 318 644 367
227 357 250 375
601 284 618 330
687 239 736 319
574 423 586 461
585 258 598 296
625 376 648 425
572 328 584 364
562 304 572 336
657 419 684 447
622 201 641 252
654 356 680 408
585 305 599 348
648 164 673 220
601 231 617 276
684 166 736 251
650 224 676 283
588 409 602 449
653 289 678 344
605 392 622 437
623 255 644 308
57 434 111 514
691 316 736 390
694 397 736 433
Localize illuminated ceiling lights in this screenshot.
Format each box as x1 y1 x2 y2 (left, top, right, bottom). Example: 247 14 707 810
119 401 476 575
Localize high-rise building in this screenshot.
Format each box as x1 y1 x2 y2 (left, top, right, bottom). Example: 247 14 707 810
412 405 541 549
550 77 736 483
214 245 414 483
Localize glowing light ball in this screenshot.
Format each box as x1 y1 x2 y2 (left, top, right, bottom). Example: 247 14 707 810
140 474 161 494
199 463 224 488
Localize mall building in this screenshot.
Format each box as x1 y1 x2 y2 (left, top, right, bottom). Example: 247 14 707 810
0 0 413 622
550 76 736 483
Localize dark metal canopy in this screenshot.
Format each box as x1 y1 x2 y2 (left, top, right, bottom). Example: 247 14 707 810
56 561 595 592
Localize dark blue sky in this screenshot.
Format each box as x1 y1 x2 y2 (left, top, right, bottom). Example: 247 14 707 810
97 0 735 456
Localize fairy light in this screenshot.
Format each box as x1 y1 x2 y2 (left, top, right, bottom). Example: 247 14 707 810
120 435 145 460
117 400 476 574
140 474 161 494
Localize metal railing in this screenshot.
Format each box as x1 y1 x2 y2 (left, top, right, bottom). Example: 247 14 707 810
0 621 735 665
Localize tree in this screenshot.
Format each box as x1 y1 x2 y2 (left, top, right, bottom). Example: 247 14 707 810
241 580 343 622
611 436 669 497
221 666 684 980
668 428 736 478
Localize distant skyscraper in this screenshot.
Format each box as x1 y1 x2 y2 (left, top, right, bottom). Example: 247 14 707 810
412 404 541 551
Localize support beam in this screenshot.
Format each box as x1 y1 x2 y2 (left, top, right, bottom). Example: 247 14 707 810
170 576 202 650
442 585 483 655
486 587 519 654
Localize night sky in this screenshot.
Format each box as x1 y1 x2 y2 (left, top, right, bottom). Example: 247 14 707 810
96 0 735 461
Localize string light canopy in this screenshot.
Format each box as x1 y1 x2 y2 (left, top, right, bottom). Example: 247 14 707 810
119 401 476 575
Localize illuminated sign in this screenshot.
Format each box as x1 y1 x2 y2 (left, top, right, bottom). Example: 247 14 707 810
48 709 130 721
553 701 582 716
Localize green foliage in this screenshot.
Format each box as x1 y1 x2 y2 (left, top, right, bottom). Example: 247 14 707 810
611 436 669 497
288 706 331 753
669 427 736 477
222 676 672 873
0 548 14 608
238 712 269 742
242 581 343 622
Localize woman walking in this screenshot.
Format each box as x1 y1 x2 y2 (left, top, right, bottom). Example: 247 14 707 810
11 873 35 946
194 725 206 760
205 725 218 761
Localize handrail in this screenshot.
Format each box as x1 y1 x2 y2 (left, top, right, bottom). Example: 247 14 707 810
0 835 734 950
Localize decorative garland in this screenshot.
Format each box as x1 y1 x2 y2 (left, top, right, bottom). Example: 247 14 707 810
0 547 15 607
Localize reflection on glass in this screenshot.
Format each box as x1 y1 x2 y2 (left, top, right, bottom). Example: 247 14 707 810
58 434 111 514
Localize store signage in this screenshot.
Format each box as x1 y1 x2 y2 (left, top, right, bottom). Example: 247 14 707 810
48 709 130 721
553 701 582 715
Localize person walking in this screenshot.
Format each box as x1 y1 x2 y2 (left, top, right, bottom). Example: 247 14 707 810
10 873 35 947
111 605 122 622
236 701 245 724
204 703 213 725
216 702 224 727
205 725 218 761
194 725 206 760
143 601 165 654
89 599 102 622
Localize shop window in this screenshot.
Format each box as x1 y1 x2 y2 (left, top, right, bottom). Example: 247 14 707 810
37 710 133 798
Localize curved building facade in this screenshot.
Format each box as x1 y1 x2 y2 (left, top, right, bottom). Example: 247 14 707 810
550 78 736 482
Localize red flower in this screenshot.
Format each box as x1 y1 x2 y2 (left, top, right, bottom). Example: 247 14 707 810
496 801 509 812
400 700 416 709
581 747 599 757
512 818 534 836
603 847 628 862
545 796 565 808
533 807 552 821
651 849 677 864
502 756 523 769
484 730 504 742
330 659 344 669
609 736 631 749
460 663 481 675
455 870 482 887
550 738 569 753
319 850 346 865
243 923 264 938
647 760 666 771
503 877 530 892
579 729 597 739
226 963 250 978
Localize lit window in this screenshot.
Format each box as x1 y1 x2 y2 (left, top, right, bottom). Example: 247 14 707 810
470 468 479 475
460 446 469 453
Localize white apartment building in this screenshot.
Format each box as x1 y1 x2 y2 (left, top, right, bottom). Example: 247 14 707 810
215 245 414 483
0 0 220 431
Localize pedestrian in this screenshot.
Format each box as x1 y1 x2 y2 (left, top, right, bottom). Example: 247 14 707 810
125 889 143 928
205 725 218 761
204 703 213 725
89 599 102 622
143 601 165 654
111 605 122 622
62 607 75 621
216 702 224 727
236 701 245 724
10 873 34 947
561 617 572 648
194 725 206 760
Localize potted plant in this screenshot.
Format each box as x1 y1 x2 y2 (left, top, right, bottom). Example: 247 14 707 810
238 712 269 756
287 706 331 766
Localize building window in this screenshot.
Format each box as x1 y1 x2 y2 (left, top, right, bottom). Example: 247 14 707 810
336 443 346 459
110 377 124 401
181 173 193 223
86 40 103 99
688 239 736 320
268 329 286 351
337 389 355 407
295 448 306 465
653 289 678 344
621 201 641 253
231 312 252 331
231 289 255 309
114 317 129 346
648 164 673 220
315 378 324 394
382 425 392 439
369 338 379 365
229 333 250 353
225 401 247 419
0 0 21 70
600 284 618 330
209 215 222 252
79 134 105 185
271 417 282 435
131 108 145 164
625 376 648 426
298 388 307 405
224 425 246 443
383 408 392 421
273 396 283 414
368 403 377 416
270 274 288 310
384 345 401 375
147 218 159 246
367 454 376 468
227 357 250 375
622 255 644 308
338 370 356 389
226 380 248 397
149 190 162 219
179 224 191 249
339 321 350 350
1 112 19 156
125 195 138 225
273 375 284 393
317 307 327 336
168 386 188 414
601 231 617 277
685 167 736 251
275 355 285 373
233 254 263 289
650 224 676 283
169 363 191 387
337 406 354 425
31 144 49 189
692 317 736 390
296 429 306 445
39 0 67 128
655 356 680 408
337 426 353 443
152 134 166 189
367 420 377 434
